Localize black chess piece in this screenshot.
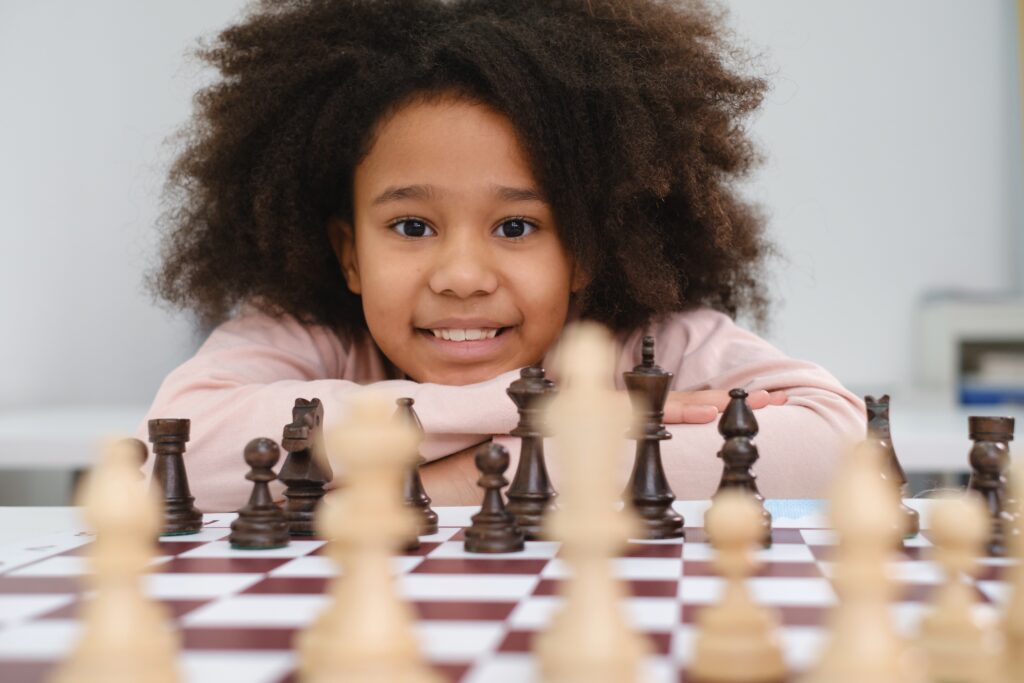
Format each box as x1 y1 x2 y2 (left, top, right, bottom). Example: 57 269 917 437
967 416 1016 556
465 443 525 553
394 398 439 537
714 388 772 547
148 418 203 536
505 366 557 539
865 395 920 538
279 398 332 536
230 438 290 550
622 337 684 539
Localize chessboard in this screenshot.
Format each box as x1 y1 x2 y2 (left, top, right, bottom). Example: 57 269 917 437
0 499 1010 683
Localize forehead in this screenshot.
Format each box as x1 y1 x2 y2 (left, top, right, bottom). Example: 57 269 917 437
354 97 541 199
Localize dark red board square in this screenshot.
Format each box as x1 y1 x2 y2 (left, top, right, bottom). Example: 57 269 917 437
412 558 549 575
498 629 671 655
0 576 82 594
533 578 679 598
412 600 516 621
241 577 329 594
685 560 823 579
158 557 291 574
0 660 53 683
183 627 297 650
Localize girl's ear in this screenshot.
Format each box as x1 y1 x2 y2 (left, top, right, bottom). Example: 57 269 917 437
570 262 590 294
327 217 362 295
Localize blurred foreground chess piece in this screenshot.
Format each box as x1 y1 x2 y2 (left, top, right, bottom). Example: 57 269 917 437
1003 460 1024 681
919 493 1002 683
147 418 203 536
536 322 650 683
622 336 684 539
51 439 180 683
279 398 331 537
801 440 923 683
505 366 557 539
864 395 919 538
395 398 439 537
297 395 441 683
966 416 1016 556
229 438 290 550
692 490 785 683
713 389 772 547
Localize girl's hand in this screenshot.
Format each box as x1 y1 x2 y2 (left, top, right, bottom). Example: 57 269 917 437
663 389 787 424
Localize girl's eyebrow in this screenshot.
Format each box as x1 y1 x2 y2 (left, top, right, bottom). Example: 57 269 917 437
371 183 547 206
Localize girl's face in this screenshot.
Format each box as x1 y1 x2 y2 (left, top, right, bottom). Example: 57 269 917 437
330 96 583 385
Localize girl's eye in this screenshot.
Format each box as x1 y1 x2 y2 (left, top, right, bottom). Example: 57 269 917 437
494 218 537 240
389 219 436 238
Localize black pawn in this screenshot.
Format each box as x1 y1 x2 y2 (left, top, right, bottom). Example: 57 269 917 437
395 398 439 536
967 416 1016 556
505 366 558 539
148 418 203 536
865 394 920 538
622 337 684 539
230 438 290 550
465 443 525 553
714 388 772 547
279 398 332 536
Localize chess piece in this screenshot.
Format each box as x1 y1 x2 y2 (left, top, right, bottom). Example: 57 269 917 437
51 439 180 683
465 443 525 553
801 440 923 683
296 395 442 683
147 418 203 536
229 438 290 550
505 365 557 539
692 490 786 683
713 389 771 547
1003 460 1024 681
865 394 919 538
279 398 332 536
919 493 1003 683
394 398 439 536
967 416 1016 556
535 322 650 683
118 437 149 479
622 336 683 539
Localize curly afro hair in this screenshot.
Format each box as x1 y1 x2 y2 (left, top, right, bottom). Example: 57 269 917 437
150 0 773 340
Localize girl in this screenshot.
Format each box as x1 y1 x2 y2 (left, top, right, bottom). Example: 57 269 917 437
140 0 863 511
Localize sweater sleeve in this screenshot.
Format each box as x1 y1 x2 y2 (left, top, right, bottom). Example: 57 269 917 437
620 309 866 499
136 307 519 512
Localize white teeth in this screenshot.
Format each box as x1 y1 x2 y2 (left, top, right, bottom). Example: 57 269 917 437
428 328 501 341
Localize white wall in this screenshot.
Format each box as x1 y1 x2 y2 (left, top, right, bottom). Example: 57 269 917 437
0 0 1020 410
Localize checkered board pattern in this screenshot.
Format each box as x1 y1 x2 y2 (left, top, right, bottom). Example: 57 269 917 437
0 501 1013 683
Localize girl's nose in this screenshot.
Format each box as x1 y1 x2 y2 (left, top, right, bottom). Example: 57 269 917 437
427 230 499 298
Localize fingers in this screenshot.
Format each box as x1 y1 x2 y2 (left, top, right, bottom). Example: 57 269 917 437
662 388 789 424
663 403 718 424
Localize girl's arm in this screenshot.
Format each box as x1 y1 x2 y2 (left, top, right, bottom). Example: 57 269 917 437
136 305 519 512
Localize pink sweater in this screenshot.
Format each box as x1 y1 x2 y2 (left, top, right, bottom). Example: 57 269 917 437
137 305 864 511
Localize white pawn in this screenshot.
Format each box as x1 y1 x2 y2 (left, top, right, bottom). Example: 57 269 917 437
51 439 180 683
919 493 1003 683
296 395 442 683
801 440 923 683
1003 459 1024 683
692 490 786 683
535 321 650 683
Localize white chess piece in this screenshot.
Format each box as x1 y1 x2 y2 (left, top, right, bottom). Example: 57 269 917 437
535 321 650 683
1003 459 1024 683
692 489 786 682
51 439 180 683
919 493 1003 683
296 395 442 683
801 439 924 683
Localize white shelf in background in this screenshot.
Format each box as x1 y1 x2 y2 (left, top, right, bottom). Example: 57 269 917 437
0 405 147 469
